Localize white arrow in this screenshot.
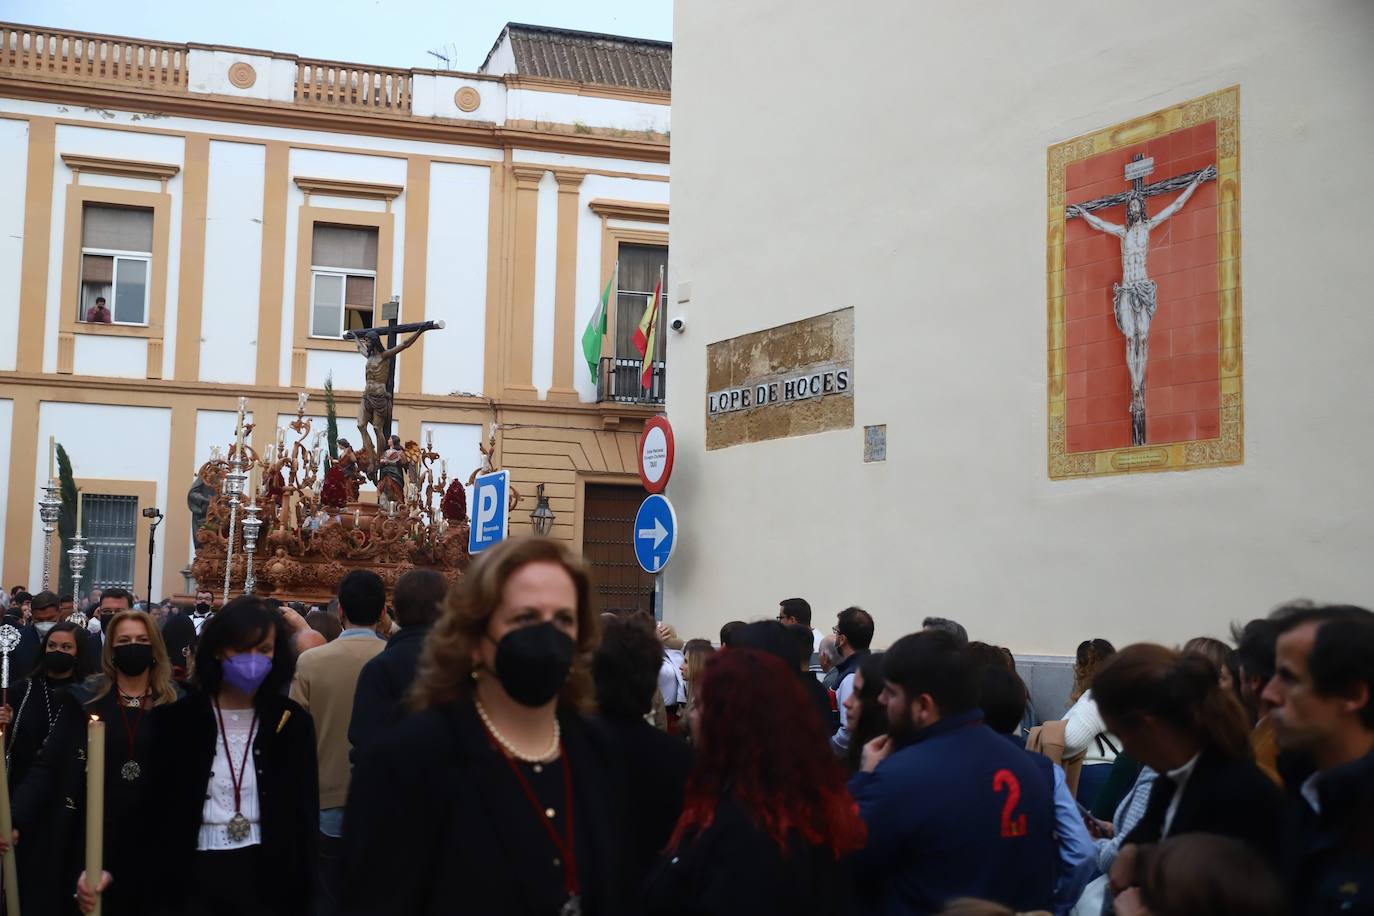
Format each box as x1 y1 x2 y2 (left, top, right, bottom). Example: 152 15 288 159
638 517 668 549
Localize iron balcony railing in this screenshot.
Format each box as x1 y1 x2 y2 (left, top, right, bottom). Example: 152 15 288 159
597 356 665 405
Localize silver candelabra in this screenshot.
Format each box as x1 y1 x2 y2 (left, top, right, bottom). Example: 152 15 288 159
221 459 248 604
37 481 62 593
67 533 89 617
241 498 263 595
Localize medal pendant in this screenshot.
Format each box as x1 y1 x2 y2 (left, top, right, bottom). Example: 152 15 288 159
559 895 581 916
227 812 251 842
120 760 141 781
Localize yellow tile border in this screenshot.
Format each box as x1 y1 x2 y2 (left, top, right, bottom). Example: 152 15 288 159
1046 85 1243 480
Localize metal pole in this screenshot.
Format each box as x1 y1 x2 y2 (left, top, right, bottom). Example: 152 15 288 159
146 515 162 605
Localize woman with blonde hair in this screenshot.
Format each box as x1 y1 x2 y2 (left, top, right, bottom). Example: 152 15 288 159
340 536 631 916
678 638 713 743
15 609 179 915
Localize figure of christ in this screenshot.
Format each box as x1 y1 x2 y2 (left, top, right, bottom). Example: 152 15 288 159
354 330 427 457
1067 164 1215 445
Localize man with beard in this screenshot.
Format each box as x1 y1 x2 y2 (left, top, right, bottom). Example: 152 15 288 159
848 630 1055 915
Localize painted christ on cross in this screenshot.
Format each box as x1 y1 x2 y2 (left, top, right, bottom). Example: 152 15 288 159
1067 155 1217 446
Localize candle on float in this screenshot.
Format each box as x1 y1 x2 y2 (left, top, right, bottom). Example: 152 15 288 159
86 714 105 915
48 435 56 480
0 722 20 915
276 428 285 447
426 429 433 449
298 392 309 412
440 459 448 480
76 489 83 535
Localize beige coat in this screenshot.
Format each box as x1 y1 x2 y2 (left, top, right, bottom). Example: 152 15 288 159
1026 719 1086 798
289 631 386 809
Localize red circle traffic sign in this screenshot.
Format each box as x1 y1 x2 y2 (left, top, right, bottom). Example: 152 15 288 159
638 416 675 494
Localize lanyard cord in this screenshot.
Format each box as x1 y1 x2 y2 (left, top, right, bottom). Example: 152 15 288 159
212 702 258 816
483 725 578 898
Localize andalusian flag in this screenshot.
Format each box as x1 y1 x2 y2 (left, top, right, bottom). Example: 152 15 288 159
581 270 614 381
634 268 664 390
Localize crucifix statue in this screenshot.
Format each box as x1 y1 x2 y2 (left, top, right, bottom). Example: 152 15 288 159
344 300 445 460
1067 154 1216 446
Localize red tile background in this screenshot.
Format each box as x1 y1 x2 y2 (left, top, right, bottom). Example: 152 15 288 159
1062 120 1221 454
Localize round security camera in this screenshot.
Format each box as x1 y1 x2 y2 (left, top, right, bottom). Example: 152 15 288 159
670 316 686 333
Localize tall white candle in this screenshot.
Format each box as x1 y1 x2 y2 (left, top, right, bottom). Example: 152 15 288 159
86 715 105 916
48 435 55 480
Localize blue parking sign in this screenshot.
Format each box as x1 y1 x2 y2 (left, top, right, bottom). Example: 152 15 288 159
469 470 509 554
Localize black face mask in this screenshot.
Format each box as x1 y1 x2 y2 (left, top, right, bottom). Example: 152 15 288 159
43 650 77 677
194 603 211 615
492 623 575 708
112 643 154 677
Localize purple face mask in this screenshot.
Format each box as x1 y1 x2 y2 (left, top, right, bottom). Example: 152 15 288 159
222 653 272 695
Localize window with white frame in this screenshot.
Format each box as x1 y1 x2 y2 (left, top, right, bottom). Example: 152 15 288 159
310 224 378 337
79 204 153 325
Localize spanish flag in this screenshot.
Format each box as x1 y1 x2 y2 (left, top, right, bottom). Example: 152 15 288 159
633 270 663 390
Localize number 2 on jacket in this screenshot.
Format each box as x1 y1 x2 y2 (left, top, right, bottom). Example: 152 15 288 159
993 769 1027 838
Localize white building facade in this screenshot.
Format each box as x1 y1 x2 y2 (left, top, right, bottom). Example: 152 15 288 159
663 0 1374 662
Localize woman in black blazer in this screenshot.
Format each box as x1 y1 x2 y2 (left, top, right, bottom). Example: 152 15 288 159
340 536 630 916
1092 643 1284 863
78 596 318 916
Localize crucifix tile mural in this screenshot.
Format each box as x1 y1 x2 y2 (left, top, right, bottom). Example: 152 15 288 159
1046 86 1243 479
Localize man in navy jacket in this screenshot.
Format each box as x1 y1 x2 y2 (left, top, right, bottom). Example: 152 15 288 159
849 630 1056 915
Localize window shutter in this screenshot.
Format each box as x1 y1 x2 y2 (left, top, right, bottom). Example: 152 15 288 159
82 205 154 253
312 225 379 271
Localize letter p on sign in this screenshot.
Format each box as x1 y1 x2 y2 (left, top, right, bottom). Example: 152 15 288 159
468 470 510 554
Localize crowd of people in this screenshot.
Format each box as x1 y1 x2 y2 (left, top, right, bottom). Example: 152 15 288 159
0 544 1369 915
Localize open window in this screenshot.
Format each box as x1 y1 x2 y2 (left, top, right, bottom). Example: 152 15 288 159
310 224 378 337
79 204 153 326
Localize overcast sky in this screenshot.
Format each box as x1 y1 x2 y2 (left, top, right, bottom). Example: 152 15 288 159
5 0 673 71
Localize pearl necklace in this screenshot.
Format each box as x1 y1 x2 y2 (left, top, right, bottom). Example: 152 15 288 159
474 696 561 764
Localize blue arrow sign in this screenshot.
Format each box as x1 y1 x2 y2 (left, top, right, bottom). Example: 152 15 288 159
633 493 677 574
468 470 509 554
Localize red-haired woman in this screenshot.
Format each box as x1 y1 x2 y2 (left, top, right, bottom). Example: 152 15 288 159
643 648 866 915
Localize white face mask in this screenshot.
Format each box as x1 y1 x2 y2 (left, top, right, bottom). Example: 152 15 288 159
35 621 55 635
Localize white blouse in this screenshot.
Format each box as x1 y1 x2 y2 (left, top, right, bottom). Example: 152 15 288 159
1062 689 1121 766
197 708 262 851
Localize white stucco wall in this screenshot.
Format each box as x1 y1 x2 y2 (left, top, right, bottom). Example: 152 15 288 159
200 140 265 385
422 162 490 397
665 0 1374 655
33 403 172 589
0 119 29 373
507 89 669 135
